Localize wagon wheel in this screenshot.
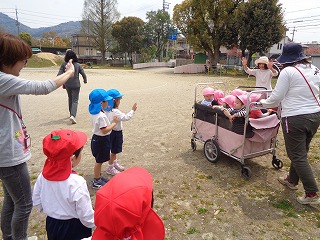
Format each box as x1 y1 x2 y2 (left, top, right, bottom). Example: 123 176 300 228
203 139 220 163
191 139 197 152
241 166 252 179
272 158 283 169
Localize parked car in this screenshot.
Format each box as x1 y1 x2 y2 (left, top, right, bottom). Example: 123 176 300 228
32 48 42 54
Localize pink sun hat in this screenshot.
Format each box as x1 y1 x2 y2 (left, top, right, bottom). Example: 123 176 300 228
231 88 246 97
202 87 215 96
249 93 262 102
220 95 236 108
237 94 249 106
213 90 224 104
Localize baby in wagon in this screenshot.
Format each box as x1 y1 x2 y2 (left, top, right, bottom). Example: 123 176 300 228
212 94 236 109
248 93 275 119
221 94 247 121
220 94 254 137
201 87 221 106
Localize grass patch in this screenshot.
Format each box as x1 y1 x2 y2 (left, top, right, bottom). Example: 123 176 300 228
173 210 192 219
187 227 200 234
197 207 208 214
273 199 299 218
316 213 320 228
26 55 63 68
273 199 294 211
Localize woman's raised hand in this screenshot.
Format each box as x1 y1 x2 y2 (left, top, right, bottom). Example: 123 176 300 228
241 57 247 66
65 59 75 77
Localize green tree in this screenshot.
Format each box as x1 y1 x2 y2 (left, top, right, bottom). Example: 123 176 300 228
19 32 32 46
82 0 120 64
41 31 58 47
62 37 72 47
111 17 144 65
173 0 243 65
53 36 67 47
236 0 286 66
143 10 172 61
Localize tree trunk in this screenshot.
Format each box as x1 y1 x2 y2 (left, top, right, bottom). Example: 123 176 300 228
101 51 106 65
206 49 214 66
212 45 220 65
247 50 253 68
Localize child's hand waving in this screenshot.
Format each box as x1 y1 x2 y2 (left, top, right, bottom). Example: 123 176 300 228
132 103 137 111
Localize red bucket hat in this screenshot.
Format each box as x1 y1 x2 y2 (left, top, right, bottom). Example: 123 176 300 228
42 129 87 181
92 167 165 240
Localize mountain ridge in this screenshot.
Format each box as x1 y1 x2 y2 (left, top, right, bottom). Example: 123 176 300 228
0 12 81 38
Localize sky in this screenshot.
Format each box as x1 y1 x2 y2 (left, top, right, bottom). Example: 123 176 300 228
0 0 320 43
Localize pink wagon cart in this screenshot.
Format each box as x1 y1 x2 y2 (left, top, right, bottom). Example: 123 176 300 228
191 83 283 178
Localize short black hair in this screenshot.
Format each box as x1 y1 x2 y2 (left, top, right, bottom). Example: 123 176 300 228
73 147 83 158
64 50 78 63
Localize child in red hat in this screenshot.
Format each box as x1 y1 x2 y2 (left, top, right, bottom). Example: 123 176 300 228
86 167 165 240
32 129 95 240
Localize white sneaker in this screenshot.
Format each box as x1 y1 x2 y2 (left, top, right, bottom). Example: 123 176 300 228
28 237 38 240
114 160 125 171
69 116 77 124
106 165 120 176
278 176 298 190
297 194 320 205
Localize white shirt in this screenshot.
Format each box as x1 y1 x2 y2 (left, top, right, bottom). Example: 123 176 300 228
261 64 320 117
105 109 135 131
32 173 95 229
245 68 278 90
90 111 112 136
200 99 212 106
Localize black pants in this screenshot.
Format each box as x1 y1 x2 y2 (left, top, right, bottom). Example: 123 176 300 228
46 216 92 240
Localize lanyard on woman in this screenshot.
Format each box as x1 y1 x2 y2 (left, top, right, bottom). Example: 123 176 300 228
0 103 25 124
293 66 320 107
0 103 31 148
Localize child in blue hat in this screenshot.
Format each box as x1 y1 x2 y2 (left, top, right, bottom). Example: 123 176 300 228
89 89 119 189
105 89 137 175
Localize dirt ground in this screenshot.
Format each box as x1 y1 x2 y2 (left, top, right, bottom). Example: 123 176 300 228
4 67 320 239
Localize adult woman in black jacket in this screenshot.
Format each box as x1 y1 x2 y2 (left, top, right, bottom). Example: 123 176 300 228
58 50 87 124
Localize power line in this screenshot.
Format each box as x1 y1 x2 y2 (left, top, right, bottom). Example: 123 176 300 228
286 14 320 22
285 6 320 14
0 7 81 26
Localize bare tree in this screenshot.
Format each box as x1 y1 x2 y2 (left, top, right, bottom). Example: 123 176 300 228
82 0 120 64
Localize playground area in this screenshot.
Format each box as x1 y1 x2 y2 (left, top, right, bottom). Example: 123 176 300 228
6 67 320 239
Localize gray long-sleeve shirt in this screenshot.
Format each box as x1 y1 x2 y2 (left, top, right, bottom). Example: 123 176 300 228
0 72 57 167
57 62 87 88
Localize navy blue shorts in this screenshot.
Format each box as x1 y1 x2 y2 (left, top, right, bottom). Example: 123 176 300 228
110 130 123 154
91 134 110 163
46 216 91 240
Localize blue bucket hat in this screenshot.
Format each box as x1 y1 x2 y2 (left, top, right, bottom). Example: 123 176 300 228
88 89 112 114
277 42 310 64
106 89 123 99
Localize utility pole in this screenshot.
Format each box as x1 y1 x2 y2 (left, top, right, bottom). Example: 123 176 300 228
163 0 170 12
291 26 297 41
15 7 20 35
